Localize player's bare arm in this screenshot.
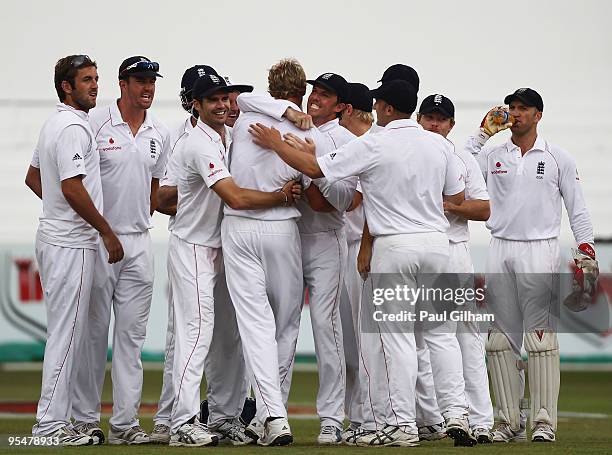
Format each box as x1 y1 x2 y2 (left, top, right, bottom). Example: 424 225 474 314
357 219 374 279
150 178 159 215
25 165 42 199
249 123 324 178
347 191 363 212
61 176 124 263
212 177 301 210
157 185 177 216
443 199 490 221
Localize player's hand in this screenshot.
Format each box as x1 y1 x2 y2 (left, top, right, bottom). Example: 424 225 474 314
280 179 302 205
284 107 314 130
101 231 124 264
563 243 599 312
249 123 283 151
358 239 373 280
480 106 514 137
283 133 316 156
443 200 459 214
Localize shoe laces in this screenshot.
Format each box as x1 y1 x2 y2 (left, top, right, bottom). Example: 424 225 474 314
77 422 100 432
153 424 169 433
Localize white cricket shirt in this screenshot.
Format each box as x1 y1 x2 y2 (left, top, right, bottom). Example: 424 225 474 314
297 119 357 233
35 103 103 250
162 116 196 232
465 135 594 244
89 102 169 234
171 119 231 247
446 145 489 243
224 101 306 221
318 119 465 237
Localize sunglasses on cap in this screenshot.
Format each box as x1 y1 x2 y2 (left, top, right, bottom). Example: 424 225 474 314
120 60 160 76
70 55 93 68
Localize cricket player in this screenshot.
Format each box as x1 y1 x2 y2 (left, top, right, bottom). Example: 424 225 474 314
335 82 378 443
168 74 301 447
28 55 123 445
417 94 494 443
250 78 470 447
466 88 597 442
71 56 169 445
151 64 218 444
152 65 257 445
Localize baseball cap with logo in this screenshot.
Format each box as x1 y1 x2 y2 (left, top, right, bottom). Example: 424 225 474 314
504 88 544 111
346 83 373 112
370 80 417 115
222 76 254 94
180 65 219 112
418 94 455 118
306 73 350 103
118 56 162 79
378 64 420 92
192 74 250 100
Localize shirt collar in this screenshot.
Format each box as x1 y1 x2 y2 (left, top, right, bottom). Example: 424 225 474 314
56 102 89 121
385 118 420 130
196 118 223 143
110 100 153 129
506 135 546 154
318 118 340 133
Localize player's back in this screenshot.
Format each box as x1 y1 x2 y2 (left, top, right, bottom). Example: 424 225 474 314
225 109 304 221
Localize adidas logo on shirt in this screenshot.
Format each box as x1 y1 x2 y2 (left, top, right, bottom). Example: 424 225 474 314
72 153 82 161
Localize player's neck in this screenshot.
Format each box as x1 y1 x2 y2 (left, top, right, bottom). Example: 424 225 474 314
511 129 538 155
313 114 336 128
352 120 372 137
117 98 146 136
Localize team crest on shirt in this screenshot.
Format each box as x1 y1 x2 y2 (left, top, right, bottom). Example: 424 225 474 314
536 161 545 179
150 139 157 159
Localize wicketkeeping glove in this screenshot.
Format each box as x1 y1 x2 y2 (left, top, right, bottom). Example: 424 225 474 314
480 106 514 137
563 243 599 312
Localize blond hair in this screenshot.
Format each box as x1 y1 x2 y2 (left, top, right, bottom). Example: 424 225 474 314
352 109 374 125
268 58 306 100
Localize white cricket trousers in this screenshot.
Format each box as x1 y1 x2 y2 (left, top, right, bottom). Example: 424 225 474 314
486 238 561 354
340 239 364 427
168 233 220 433
154 251 248 429
301 229 347 428
451 241 493 429
361 232 467 433
221 216 303 424
33 237 96 436
72 232 153 430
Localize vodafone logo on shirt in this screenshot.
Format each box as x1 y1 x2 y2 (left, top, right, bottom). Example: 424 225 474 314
491 161 508 175
99 136 122 152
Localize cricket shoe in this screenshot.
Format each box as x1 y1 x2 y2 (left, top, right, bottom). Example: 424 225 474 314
317 425 342 445
170 422 219 447
257 418 293 446
213 419 253 446
418 422 446 441
532 423 555 442
244 419 264 442
343 426 375 445
491 422 527 442
473 427 492 444
108 425 150 445
149 423 170 444
49 426 94 446
445 417 477 447
74 421 104 445
356 425 419 447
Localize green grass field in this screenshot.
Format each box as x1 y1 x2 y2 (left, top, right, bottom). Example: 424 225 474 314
0 369 610 454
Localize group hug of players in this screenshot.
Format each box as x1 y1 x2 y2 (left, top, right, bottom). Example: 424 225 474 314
26 54 599 447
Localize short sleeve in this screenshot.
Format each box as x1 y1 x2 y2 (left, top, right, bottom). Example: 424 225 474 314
317 135 377 184
56 124 90 181
152 129 171 179
443 152 465 196
464 152 489 200
31 148 40 168
161 154 178 187
193 147 232 188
